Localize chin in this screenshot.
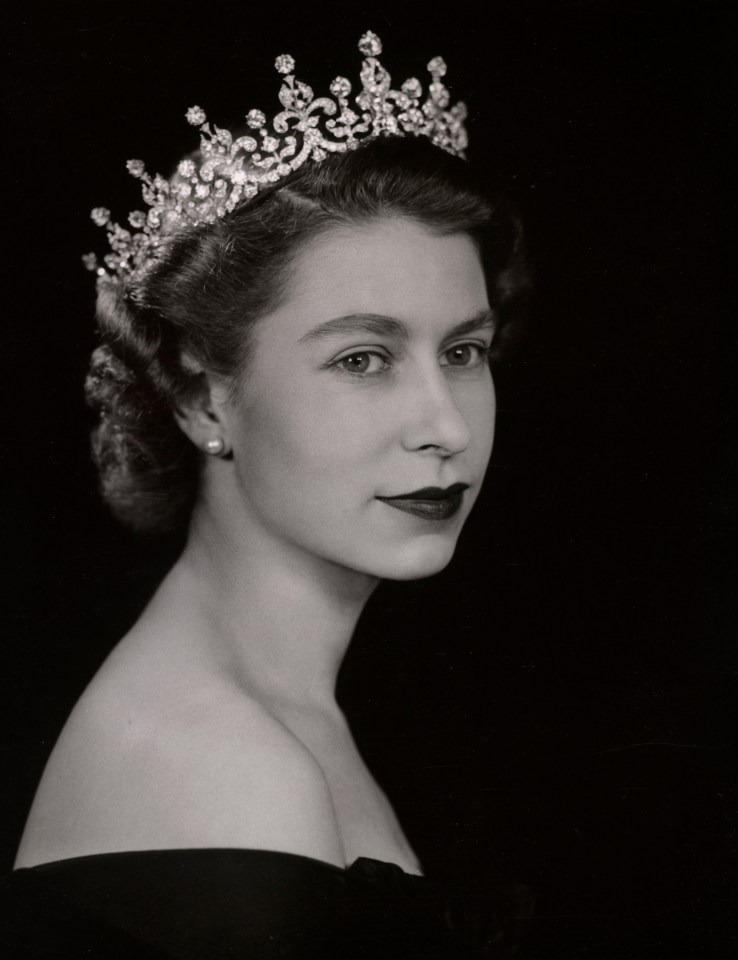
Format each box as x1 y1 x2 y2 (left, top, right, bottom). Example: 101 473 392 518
371 535 459 581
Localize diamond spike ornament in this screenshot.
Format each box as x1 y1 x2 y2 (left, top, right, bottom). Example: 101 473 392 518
84 32 469 285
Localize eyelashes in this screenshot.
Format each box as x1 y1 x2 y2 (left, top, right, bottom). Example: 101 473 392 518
329 342 492 379
333 351 391 376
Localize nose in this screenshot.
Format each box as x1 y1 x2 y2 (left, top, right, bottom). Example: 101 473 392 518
400 365 472 457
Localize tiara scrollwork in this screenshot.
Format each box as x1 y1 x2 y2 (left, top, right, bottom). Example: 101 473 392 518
83 31 469 285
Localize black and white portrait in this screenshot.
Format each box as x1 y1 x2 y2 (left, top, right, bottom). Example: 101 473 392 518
3 2 734 956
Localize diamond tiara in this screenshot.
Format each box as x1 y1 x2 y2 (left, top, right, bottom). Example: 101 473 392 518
83 31 469 286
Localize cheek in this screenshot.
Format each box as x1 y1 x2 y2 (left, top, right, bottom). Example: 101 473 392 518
229 388 391 568
233 383 384 497
458 375 497 461
479 396 497 460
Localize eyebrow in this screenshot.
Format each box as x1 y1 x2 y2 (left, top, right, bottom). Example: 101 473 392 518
298 308 497 344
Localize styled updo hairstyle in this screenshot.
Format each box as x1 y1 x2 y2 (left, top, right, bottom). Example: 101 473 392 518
85 135 528 535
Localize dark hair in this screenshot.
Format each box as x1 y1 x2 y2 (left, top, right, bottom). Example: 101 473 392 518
85 135 529 535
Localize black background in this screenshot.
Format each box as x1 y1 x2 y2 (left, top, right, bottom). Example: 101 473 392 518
3 1 736 956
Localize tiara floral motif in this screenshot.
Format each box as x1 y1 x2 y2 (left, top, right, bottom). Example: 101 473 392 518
83 31 468 286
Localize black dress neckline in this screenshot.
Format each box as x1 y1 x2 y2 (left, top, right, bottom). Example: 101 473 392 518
14 845 423 879
8 845 492 959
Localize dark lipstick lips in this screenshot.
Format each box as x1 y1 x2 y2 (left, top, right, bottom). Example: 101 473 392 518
376 483 469 521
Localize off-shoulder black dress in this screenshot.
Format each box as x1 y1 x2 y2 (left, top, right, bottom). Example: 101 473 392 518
4 848 531 958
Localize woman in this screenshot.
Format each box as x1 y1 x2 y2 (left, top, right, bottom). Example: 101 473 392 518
9 32 528 957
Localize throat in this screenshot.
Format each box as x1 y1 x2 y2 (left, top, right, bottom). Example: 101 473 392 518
166 524 379 706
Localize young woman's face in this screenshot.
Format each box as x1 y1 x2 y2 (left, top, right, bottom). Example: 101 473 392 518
221 218 496 581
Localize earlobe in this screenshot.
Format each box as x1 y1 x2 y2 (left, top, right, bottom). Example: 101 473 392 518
172 400 219 448
174 403 232 458
172 358 232 453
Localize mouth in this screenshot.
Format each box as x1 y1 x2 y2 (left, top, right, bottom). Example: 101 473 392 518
376 483 469 522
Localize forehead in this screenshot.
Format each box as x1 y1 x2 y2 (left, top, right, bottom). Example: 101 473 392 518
270 218 489 336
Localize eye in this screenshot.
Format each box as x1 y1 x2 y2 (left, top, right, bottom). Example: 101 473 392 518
442 342 489 368
333 351 391 377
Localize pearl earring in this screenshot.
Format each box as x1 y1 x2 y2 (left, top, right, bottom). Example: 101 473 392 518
204 438 225 456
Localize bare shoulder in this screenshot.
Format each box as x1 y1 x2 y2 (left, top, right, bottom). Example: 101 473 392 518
15 664 344 869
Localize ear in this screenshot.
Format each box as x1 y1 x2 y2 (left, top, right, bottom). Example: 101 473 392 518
172 353 231 451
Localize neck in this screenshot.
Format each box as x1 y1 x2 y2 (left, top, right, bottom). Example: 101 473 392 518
165 485 379 711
